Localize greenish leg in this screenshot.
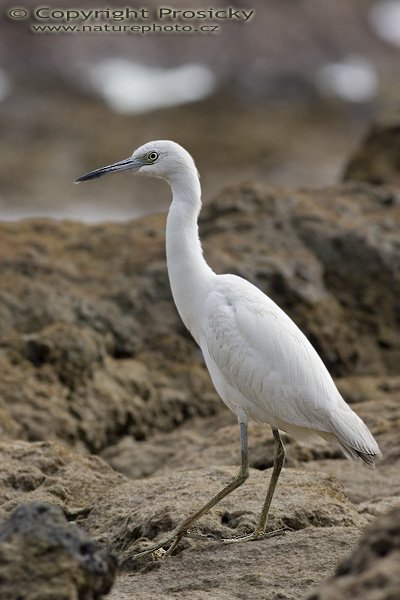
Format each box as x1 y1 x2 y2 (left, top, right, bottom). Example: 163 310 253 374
255 427 285 534
133 415 249 560
221 426 286 544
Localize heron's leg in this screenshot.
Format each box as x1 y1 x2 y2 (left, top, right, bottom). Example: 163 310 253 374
221 426 286 544
132 412 249 560
255 427 285 534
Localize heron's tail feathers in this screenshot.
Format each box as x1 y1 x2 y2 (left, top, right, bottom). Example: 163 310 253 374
329 406 382 467
338 442 379 466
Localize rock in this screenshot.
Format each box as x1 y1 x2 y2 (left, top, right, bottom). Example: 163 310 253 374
82 466 362 569
0 219 219 451
0 438 392 600
0 501 117 600
343 121 400 185
306 506 400 599
336 375 400 406
303 456 400 506
0 182 399 598
100 414 342 480
0 182 399 453
358 497 400 523
101 373 400 516
0 440 126 518
109 527 360 600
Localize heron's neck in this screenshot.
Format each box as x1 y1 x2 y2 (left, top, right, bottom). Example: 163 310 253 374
166 170 215 341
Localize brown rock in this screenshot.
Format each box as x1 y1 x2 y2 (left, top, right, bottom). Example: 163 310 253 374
83 466 362 569
0 501 117 600
0 182 399 453
100 414 342 480
306 506 400 599
1 181 399 599
343 122 400 185
0 440 125 518
0 217 220 451
109 528 360 600
101 374 399 513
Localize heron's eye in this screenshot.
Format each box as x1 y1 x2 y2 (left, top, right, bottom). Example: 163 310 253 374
147 152 159 162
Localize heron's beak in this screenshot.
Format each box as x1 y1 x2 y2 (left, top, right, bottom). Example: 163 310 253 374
75 156 143 183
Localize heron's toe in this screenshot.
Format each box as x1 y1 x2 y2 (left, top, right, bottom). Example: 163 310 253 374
152 547 168 560
221 527 289 544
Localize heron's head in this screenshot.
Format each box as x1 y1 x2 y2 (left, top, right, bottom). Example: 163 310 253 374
75 140 198 185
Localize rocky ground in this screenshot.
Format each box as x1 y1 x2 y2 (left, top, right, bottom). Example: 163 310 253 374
0 149 399 597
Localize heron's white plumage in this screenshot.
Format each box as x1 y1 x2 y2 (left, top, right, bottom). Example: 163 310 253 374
199 273 380 462
77 140 382 467
77 139 382 558
201 274 340 427
150 140 381 465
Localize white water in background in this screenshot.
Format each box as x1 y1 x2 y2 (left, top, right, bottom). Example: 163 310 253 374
86 59 216 113
0 204 144 223
316 56 378 103
0 61 217 222
369 1 400 46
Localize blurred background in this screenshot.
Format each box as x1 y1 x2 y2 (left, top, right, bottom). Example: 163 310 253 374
1 0 400 221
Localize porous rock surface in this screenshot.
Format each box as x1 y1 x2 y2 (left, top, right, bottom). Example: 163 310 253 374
307 506 400 599
111 528 360 600
0 501 117 600
83 466 363 568
0 182 399 452
0 181 399 598
343 120 400 185
0 440 125 518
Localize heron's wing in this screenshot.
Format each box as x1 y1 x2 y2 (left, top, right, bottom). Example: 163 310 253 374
201 275 339 432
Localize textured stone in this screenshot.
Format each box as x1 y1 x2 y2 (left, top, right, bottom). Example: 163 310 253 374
83 466 362 569
100 415 342 480
306 506 400 599
108 528 360 600
0 183 399 453
0 502 117 600
0 181 399 599
343 121 400 185
0 440 126 518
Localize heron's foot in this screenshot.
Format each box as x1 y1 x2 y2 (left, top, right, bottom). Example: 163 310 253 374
131 543 167 562
185 528 220 541
132 526 291 561
220 527 290 544
132 528 191 562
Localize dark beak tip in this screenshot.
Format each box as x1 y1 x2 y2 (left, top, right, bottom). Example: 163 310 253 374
74 174 90 184
74 171 104 183
74 157 137 184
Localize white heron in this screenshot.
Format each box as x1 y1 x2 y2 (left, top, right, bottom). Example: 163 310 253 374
76 140 382 558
